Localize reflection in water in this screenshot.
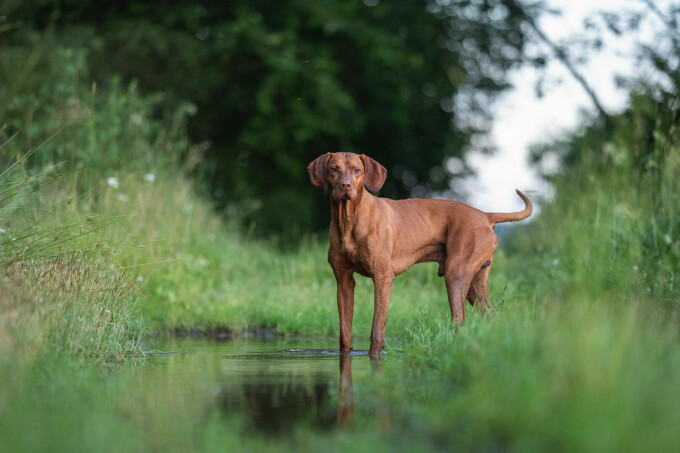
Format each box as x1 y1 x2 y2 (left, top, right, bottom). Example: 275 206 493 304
134 339 372 435
218 376 336 433
338 354 354 425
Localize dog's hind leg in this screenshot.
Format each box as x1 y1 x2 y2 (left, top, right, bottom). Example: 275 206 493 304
444 254 475 326
445 226 498 325
445 271 473 326
467 262 493 313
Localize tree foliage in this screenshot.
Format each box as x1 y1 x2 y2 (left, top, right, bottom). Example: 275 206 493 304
527 0 680 178
1 0 537 237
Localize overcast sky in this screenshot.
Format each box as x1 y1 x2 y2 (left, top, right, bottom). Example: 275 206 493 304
462 0 669 212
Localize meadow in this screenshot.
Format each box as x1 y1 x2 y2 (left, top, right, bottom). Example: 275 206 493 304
1 48 680 452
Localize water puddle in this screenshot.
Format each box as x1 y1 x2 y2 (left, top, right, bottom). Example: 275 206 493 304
130 338 372 435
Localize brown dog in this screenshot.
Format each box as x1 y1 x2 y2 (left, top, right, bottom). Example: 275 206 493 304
308 152 532 356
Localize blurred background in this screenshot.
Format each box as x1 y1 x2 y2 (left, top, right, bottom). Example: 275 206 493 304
1 0 678 237
3 2 680 450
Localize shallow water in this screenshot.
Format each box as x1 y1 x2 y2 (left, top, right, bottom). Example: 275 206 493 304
130 338 372 435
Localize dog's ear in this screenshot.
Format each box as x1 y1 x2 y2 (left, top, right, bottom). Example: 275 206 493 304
307 153 331 193
360 154 387 193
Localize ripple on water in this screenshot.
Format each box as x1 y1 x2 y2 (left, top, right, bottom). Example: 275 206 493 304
223 349 369 360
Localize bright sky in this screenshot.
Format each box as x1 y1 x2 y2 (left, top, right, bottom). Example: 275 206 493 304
462 0 668 213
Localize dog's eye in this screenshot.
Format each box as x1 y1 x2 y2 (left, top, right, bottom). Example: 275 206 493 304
330 166 339 172
354 168 361 174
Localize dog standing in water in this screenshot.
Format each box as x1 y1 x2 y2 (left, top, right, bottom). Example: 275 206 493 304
308 152 532 356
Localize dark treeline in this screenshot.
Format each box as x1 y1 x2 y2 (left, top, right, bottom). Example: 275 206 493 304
1 0 538 238
5 1 677 240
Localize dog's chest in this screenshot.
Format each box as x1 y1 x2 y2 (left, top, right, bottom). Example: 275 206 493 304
332 209 376 275
336 213 362 258
339 233 374 275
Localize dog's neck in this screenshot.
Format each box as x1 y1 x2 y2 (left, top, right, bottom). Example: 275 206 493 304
330 188 370 254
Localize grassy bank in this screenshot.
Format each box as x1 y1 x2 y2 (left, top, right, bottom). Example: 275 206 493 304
1 45 680 451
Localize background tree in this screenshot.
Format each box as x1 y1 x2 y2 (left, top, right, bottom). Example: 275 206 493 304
1 0 540 239
521 0 680 177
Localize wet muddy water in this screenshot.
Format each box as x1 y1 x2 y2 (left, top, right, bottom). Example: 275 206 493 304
131 338 372 434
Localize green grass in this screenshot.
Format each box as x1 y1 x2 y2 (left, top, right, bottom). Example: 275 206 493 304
2 141 679 451
1 42 680 452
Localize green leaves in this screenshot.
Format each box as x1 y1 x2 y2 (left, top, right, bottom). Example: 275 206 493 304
1 0 535 238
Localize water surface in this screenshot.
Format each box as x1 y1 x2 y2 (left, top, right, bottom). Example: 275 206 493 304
130 338 371 435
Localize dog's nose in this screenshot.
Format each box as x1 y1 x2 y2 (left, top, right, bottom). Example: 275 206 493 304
340 182 351 191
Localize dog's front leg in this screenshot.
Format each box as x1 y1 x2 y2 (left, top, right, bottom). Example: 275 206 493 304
369 272 394 356
334 268 355 352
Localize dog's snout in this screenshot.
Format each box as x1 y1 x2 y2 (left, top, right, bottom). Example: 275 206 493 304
339 181 351 191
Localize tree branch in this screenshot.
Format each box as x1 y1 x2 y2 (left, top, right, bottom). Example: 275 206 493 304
504 0 611 122
640 0 678 31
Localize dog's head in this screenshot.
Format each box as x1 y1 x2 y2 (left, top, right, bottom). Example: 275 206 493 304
307 153 387 201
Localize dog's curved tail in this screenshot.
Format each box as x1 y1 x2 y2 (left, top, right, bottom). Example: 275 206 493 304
486 190 533 227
